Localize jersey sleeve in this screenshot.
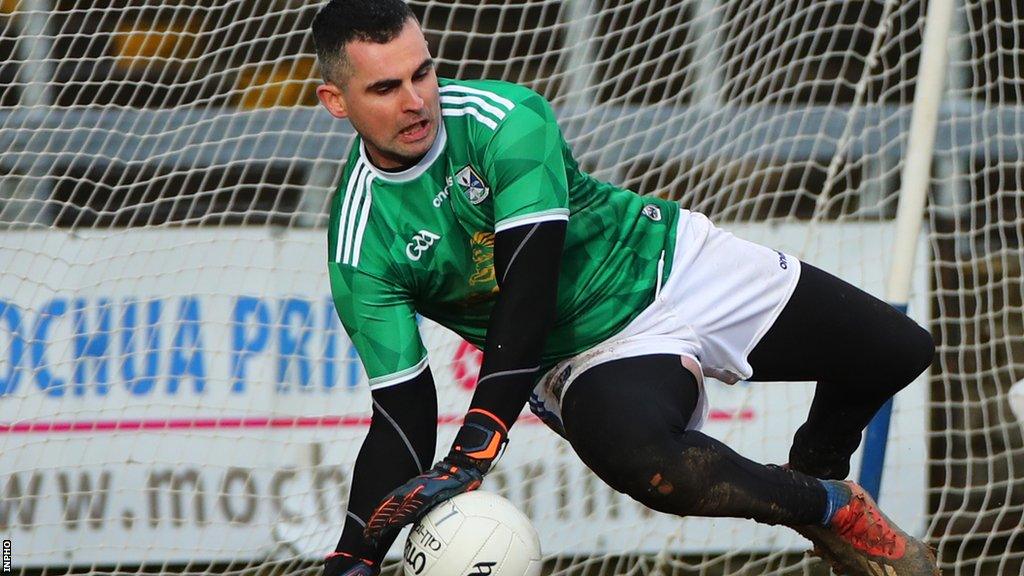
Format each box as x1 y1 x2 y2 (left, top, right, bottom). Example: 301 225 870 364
328 262 428 390
483 90 570 232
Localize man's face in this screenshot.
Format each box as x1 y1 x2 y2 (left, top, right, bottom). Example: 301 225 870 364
316 19 440 170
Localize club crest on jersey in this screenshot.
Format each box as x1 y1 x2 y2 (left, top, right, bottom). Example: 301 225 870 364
642 204 662 221
456 165 490 205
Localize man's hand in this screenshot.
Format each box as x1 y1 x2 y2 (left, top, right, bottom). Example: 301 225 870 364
323 552 378 576
364 456 484 542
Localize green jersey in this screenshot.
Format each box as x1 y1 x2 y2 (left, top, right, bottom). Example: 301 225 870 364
327 78 678 389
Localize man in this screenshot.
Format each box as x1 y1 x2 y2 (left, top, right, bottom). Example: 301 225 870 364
311 2 940 575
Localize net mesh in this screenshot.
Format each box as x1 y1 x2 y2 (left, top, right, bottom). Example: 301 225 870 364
0 1 1022 575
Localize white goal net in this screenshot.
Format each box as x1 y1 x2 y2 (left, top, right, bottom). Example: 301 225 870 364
0 1 1021 575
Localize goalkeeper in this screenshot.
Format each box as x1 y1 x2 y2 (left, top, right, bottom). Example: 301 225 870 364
312 2 939 576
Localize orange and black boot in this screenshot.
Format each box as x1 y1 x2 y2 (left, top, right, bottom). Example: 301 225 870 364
796 481 940 576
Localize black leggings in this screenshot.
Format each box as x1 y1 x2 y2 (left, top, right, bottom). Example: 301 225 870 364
560 262 934 525
748 262 935 478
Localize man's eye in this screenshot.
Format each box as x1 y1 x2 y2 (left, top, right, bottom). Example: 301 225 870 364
376 86 393 95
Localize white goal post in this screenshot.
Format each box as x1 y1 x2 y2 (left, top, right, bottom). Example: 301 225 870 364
1 1 1022 576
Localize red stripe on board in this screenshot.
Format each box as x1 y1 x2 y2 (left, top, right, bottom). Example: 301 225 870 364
0 409 754 434
711 409 755 421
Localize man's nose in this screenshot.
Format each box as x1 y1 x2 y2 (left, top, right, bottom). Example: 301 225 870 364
401 84 425 111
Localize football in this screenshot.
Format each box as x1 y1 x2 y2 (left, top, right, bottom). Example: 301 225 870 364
403 491 542 576
1010 378 1024 424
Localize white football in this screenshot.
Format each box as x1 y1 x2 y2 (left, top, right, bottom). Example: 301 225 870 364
403 491 542 576
1010 378 1024 424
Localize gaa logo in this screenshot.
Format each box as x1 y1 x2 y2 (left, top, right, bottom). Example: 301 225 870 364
406 230 441 261
456 165 490 205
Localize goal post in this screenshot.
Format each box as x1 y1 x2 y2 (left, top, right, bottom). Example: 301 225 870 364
860 0 956 501
1 1 1022 576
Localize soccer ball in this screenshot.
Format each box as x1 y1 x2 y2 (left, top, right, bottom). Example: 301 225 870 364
403 491 542 576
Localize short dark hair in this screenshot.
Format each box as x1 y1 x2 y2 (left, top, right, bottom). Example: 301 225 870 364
311 0 416 85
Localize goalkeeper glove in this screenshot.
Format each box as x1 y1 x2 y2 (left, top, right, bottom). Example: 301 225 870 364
323 552 378 576
364 409 507 541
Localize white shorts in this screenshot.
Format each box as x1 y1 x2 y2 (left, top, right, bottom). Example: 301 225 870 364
530 209 801 432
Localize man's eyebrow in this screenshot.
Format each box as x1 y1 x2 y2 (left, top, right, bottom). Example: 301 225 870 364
364 59 434 93
416 58 435 74
366 78 401 93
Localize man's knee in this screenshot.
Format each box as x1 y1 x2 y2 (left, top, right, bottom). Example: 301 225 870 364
884 319 935 393
577 441 709 516
906 323 935 379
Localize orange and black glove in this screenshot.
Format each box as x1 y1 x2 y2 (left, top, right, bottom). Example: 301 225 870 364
322 551 378 576
363 409 507 542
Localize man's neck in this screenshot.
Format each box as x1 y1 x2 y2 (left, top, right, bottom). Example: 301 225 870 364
374 155 425 174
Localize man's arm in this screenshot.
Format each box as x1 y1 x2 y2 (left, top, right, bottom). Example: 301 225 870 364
325 370 438 576
448 219 567 459
324 260 434 574
364 219 566 541
456 87 570 443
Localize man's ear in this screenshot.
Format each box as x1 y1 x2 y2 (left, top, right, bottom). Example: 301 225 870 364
316 83 349 119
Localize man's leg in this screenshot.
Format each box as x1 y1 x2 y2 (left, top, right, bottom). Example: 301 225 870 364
560 353 940 575
560 354 831 526
747 262 935 480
